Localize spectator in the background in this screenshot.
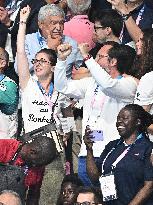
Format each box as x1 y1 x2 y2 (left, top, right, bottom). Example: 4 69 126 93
0 0 47 83
57 174 83 205
64 0 95 50
15 4 82 79
107 0 153 47
75 186 103 205
0 190 22 205
134 29 153 140
72 9 123 80
0 47 18 139
0 136 57 205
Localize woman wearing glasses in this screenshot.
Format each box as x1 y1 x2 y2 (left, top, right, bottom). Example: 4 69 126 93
17 5 72 205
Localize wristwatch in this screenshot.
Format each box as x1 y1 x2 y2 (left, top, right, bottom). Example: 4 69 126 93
121 12 132 22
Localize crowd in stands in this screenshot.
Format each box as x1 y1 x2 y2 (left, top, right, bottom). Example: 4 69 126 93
0 0 153 205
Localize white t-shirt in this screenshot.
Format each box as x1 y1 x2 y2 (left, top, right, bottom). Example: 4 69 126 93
54 59 138 157
134 71 153 140
21 77 68 133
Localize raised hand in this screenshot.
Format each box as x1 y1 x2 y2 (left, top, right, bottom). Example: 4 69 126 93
107 0 129 15
83 126 94 151
57 43 72 61
20 5 31 23
78 43 90 58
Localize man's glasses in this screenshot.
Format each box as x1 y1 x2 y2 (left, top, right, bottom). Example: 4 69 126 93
31 58 52 66
49 20 65 26
94 25 106 32
96 54 109 60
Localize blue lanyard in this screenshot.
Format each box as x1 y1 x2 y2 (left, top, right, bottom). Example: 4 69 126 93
102 133 144 174
0 74 5 81
37 31 47 49
37 81 54 96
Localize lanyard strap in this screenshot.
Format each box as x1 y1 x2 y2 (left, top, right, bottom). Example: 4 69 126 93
101 134 143 174
37 32 47 49
0 74 5 81
119 5 145 43
87 76 123 125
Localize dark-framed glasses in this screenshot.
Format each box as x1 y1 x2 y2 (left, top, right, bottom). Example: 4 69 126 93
96 54 109 60
49 19 65 26
31 58 52 66
94 25 106 32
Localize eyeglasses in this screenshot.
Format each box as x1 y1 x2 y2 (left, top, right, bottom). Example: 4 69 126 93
96 54 109 60
49 20 65 26
31 58 52 66
94 25 106 32
74 202 98 205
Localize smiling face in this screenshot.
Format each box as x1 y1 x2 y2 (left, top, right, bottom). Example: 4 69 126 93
60 182 77 205
116 108 139 139
39 15 64 39
33 52 53 79
95 45 113 74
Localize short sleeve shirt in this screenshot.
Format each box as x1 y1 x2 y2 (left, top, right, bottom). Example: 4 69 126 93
97 137 153 205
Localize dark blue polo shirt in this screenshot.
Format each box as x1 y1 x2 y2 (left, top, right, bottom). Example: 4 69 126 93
121 3 153 44
97 137 153 205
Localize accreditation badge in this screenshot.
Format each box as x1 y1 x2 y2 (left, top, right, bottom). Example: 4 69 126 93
99 173 118 202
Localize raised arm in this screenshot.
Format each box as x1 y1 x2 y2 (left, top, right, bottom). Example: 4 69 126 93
54 43 88 99
107 0 142 43
17 5 31 90
78 43 138 101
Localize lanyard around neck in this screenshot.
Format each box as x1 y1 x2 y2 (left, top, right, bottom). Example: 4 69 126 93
101 133 143 174
119 5 145 43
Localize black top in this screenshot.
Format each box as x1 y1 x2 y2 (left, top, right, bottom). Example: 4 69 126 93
97 137 153 205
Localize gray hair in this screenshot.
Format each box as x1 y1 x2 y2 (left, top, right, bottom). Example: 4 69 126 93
38 4 65 22
67 0 91 14
0 190 22 205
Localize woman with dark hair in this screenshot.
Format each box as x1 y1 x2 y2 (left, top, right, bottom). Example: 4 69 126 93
85 104 153 205
134 28 153 139
131 28 153 79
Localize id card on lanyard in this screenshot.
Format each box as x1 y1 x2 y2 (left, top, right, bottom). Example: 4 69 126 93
99 134 143 202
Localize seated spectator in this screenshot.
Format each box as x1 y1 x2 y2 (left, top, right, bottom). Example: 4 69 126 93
133 28 153 140
57 174 83 205
15 4 82 79
0 190 22 205
0 47 18 138
0 136 57 205
75 186 103 205
54 42 138 186
107 0 153 46
64 0 95 50
85 104 153 204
